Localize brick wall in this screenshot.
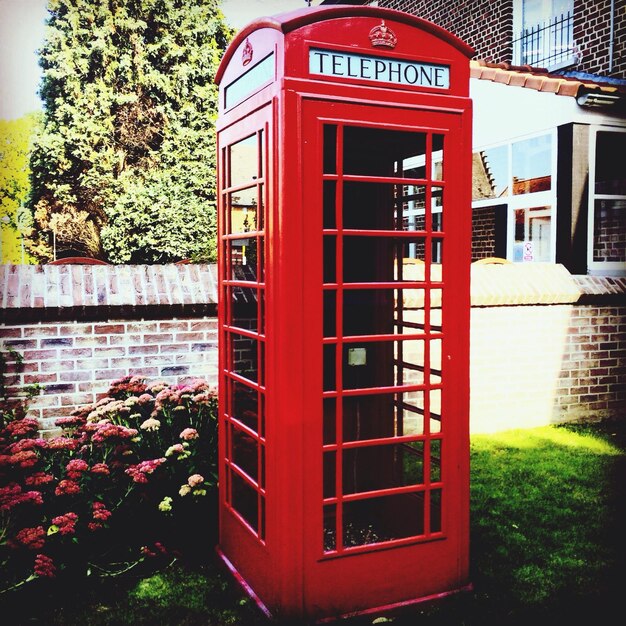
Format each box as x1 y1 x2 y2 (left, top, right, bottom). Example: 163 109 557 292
470 301 626 432
1 318 218 432
1 264 624 434
380 0 626 78
471 206 497 260
575 0 626 77
379 0 515 63
0 264 218 434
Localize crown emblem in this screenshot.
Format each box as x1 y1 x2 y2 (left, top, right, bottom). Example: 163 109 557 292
242 38 253 66
369 20 397 49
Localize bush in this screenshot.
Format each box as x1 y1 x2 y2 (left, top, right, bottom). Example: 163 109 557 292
0 373 218 594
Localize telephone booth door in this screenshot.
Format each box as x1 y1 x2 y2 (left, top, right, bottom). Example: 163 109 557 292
300 99 470 616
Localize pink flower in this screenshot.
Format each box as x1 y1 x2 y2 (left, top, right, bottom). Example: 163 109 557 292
90 463 110 475
47 437 78 451
125 458 166 483
25 472 54 486
0 484 43 511
179 428 199 441
3 418 40 438
138 393 154 405
187 474 204 487
66 459 89 479
51 512 78 535
12 526 46 550
34 553 56 578
89 423 138 444
92 501 112 522
7 438 48 453
88 522 103 532
0 450 39 468
55 479 81 496
55 415 86 428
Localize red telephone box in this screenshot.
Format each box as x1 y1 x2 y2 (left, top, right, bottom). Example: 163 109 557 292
215 5 473 621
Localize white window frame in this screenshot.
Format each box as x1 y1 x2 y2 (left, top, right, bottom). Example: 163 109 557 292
472 129 557 263
587 125 626 275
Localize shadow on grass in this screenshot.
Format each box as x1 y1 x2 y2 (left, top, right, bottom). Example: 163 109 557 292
2 419 624 626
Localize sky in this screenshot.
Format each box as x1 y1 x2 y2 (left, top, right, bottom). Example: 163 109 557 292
0 0 325 120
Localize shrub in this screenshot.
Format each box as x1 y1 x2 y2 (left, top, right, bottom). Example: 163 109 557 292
0 373 218 594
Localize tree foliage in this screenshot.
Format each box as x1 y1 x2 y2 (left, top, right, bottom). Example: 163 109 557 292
30 0 232 263
0 115 38 264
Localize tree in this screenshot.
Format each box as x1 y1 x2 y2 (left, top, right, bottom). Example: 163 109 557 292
30 0 232 263
0 115 38 264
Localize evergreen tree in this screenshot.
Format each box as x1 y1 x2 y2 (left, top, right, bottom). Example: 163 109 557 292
30 0 232 263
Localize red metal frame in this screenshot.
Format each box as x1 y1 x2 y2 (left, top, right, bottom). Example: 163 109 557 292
216 6 472 621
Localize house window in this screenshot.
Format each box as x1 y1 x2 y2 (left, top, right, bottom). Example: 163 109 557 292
472 132 555 263
588 128 626 274
513 0 575 70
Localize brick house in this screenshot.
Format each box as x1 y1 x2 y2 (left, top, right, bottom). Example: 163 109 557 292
322 0 626 276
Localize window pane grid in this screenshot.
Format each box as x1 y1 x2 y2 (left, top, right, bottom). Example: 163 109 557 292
221 126 267 543
322 123 445 555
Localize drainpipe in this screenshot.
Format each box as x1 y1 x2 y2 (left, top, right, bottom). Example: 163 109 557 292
609 0 615 73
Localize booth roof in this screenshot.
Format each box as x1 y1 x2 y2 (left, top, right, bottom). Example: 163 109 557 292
216 5 474 85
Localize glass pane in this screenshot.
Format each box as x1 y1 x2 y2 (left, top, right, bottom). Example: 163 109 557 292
430 438 442 482
231 472 258 532
323 344 336 392
343 441 425 494
323 180 337 229
432 134 444 181
324 125 337 175
232 426 258 482
473 145 508 200
323 235 336 283
230 286 258 331
229 189 258 234
230 332 259 383
514 206 552 262
430 389 442 434
229 134 259 188
323 451 336 498
323 397 336 444
593 199 626 263
228 237 258 279
432 187 443 232
344 127 426 177
323 505 336 552
596 132 626 194
343 492 425 546
323 290 337 338
512 134 551 195
430 488 442 533
231 381 259 433
343 391 427 441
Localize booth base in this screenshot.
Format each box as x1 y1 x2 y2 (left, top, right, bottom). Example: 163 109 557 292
216 545 473 623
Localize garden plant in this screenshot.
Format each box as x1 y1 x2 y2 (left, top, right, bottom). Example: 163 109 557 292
0 366 218 595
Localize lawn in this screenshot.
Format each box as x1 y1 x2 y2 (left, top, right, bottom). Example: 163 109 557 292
2 419 624 625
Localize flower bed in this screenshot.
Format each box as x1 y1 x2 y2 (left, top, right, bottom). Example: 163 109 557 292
0 373 218 593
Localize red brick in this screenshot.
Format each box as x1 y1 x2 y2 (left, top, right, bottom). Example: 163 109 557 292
94 324 125 335
25 373 57 384
23 326 58 337
95 369 126 380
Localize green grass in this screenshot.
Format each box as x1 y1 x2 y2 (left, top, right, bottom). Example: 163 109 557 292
2 419 624 625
